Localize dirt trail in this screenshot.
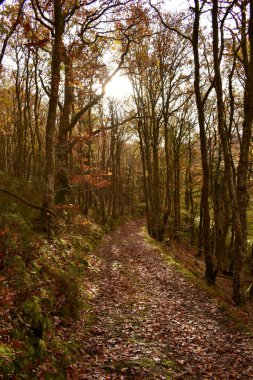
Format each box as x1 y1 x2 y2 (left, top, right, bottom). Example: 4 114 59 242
67 220 253 380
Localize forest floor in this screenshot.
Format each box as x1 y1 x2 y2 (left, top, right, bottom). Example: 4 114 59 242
66 219 253 380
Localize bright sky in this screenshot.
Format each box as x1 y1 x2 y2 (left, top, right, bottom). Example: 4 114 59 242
105 0 190 100
105 72 132 100
163 0 188 12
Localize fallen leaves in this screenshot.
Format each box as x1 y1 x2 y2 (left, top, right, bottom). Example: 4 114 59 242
65 220 253 379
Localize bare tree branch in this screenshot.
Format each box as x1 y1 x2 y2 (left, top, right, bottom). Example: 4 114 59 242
67 111 138 153
0 189 57 217
67 34 132 133
149 0 192 42
39 70 63 111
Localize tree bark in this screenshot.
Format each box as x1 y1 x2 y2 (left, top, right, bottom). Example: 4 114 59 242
212 0 245 304
42 0 63 227
234 0 253 303
193 0 217 284
55 48 73 204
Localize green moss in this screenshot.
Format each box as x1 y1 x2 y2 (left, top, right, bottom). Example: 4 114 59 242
105 356 180 379
54 269 83 319
142 227 199 281
51 336 72 362
21 296 51 339
179 266 197 279
0 211 33 267
234 320 251 333
70 235 92 253
219 301 229 312
85 311 96 327
11 255 32 292
0 344 15 378
161 359 177 368
128 357 155 368
0 202 103 378
245 283 253 299
28 337 47 360
141 227 178 265
44 371 66 380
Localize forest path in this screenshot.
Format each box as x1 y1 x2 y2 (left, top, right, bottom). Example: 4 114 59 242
68 220 253 380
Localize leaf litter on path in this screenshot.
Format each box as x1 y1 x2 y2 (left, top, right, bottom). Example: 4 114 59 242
67 220 253 380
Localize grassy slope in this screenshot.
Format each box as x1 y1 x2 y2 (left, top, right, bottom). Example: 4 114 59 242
0 176 104 378
142 227 253 337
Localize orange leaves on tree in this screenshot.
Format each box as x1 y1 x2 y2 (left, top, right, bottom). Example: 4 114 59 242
21 17 50 50
26 37 50 49
23 22 31 33
70 172 110 189
70 132 96 145
84 173 110 189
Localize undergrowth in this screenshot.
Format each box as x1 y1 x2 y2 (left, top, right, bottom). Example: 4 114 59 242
0 178 104 379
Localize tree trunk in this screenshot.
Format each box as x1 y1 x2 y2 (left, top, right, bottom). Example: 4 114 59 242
42 0 63 227
192 0 217 284
55 49 73 204
234 0 253 303
212 0 247 304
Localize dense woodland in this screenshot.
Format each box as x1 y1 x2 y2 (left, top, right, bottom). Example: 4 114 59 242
0 0 253 377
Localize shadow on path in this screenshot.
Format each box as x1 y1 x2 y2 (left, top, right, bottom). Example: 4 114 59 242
68 220 253 380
